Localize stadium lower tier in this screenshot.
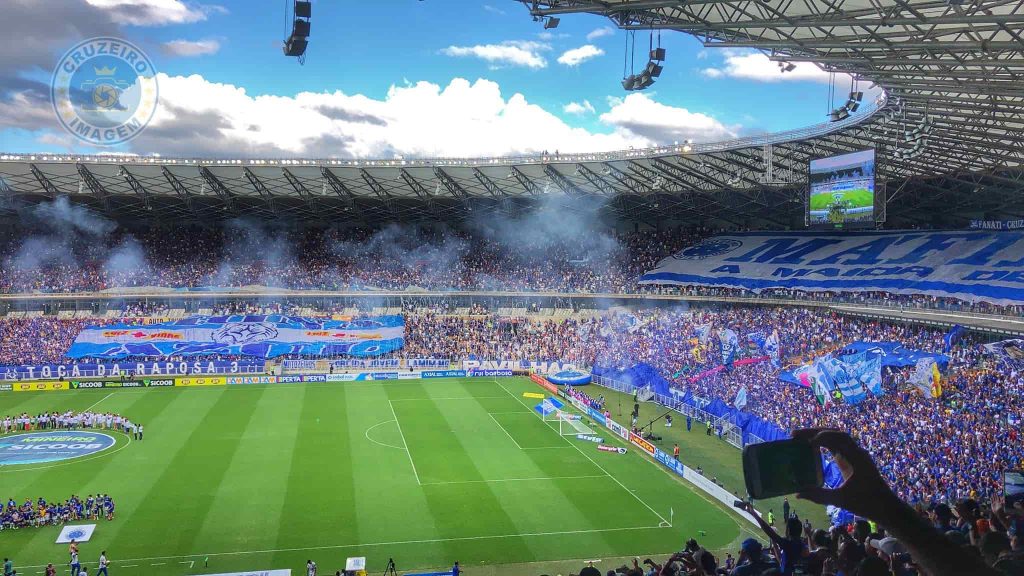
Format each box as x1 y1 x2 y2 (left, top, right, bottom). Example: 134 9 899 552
0 377 746 576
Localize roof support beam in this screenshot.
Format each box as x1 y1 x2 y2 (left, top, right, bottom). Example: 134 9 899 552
320 167 368 223
29 164 59 197
242 167 277 213
472 168 504 197
574 164 618 196
400 169 442 219
509 166 540 195
75 163 110 211
198 166 234 210
359 169 400 219
119 165 151 211
542 164 576 195
160 166 195 214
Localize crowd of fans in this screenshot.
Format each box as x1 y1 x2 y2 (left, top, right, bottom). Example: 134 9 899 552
0 305 1019 510
590 307 1023 505
573 473 1024 575
1 224 1021 317
0 225 698 295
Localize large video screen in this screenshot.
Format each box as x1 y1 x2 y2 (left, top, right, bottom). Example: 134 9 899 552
808 149 876 228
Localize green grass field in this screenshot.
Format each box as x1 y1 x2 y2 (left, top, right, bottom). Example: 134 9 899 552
809 188 873 211
0 378 753 576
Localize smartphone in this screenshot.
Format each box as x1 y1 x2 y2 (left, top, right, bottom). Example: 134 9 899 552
1005 469 1024 506
743 438 823 500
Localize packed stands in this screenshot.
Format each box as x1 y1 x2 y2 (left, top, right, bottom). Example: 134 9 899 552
1 305 1020 509
2 224 1022 317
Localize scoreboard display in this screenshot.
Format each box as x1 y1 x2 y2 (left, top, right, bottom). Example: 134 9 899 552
808 149 876 228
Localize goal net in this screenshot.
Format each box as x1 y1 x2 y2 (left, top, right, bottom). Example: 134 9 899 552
547 410 597 437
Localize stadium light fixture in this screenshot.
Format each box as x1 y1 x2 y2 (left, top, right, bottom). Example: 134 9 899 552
283 0 311 61
621 32 665 92
543 17 560 29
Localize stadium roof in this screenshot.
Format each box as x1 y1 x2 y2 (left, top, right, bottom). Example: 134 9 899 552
1 0 1022 227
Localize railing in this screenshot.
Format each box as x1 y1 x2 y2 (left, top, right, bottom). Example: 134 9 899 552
592 374 765 450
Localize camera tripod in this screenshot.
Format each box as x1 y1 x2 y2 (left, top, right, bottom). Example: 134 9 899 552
383 558 397 576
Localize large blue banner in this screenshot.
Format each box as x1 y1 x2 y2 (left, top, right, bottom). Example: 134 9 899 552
66 315 405 359
640 231 1024 304
1 360 265 381
837 341 949 368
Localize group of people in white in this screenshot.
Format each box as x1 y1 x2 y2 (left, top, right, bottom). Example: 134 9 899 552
1 412 143 440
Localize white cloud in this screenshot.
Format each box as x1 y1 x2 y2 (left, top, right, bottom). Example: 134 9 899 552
482 4 506 15
127 74 658 157
557 45 604 66
701 51 833 83
563 100 595 115
441 40 549 69
84 0 225 26
586 26 615 41
162 39 221 57
599 93 738 143
1 72 740 157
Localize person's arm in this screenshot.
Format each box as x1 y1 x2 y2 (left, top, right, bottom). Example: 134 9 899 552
738 502 785 548
793 428 1000 576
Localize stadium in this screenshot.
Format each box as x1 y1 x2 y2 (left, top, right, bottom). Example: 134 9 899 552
0 2 1023 576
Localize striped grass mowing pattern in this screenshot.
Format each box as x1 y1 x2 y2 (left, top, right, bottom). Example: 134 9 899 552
0 378 740 575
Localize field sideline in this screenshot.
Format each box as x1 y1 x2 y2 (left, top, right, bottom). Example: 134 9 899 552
0 377 747 575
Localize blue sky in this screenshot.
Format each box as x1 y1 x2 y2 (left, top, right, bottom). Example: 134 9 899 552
0 0 869 158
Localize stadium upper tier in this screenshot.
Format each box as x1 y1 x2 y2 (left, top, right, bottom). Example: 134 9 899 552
1 226 1023 321
0 87 1019 227
1 98 884 227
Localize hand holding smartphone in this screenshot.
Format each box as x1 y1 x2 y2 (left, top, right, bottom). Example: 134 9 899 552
742 438 824 500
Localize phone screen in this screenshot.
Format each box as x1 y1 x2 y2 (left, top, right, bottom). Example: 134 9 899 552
1005 470 1024 506
743 439 822 499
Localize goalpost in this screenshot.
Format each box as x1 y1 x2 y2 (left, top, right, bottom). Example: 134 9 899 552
546 409 598 437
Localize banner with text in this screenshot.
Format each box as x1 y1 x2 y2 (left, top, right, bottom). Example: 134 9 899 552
67 315 405 359
640 231 1024 304
2 360 264 382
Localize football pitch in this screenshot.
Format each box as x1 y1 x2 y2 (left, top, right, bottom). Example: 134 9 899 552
0 377 744 575
808 188 873 211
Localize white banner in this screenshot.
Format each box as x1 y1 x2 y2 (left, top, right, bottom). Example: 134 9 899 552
640 231 1024 304
56 524 96 543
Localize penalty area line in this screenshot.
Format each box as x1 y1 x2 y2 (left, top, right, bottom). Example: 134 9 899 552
491 378 671 527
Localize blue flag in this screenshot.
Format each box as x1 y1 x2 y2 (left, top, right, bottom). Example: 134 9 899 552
943 325 965 353
720 328 739 367
845 352 884 397
746 331 766 349
765 330 781 368
821 356 867 405
734 385 749 410
695 324 713 345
